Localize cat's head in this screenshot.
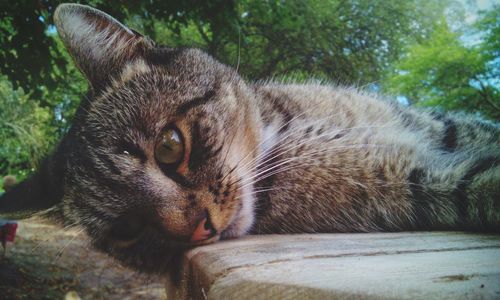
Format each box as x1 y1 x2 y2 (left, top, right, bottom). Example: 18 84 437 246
0 4 263 273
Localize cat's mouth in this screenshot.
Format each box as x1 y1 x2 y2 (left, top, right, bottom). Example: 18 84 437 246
104 208 230 250
100 180 248 260
107 210 243 252
90 194 247 273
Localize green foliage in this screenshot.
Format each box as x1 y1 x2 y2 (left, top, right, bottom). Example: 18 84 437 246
139 0 451 84
0 75 57 178
0 0 451 88
476 6 500 63
383 8 500 120
0 0 68 100
0 0 498 178
229 0 451 83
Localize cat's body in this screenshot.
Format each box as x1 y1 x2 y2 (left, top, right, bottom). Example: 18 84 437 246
0 3 499 274
253 83 499 233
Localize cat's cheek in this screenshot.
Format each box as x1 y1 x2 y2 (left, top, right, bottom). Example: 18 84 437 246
222 185 256 239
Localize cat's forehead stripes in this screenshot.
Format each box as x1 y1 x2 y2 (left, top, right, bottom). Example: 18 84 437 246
176 90 217 115
119 60 151 84
91 59 153 105
145 47 183 67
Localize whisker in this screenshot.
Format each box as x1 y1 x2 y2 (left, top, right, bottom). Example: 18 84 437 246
236 27 241 72
234 111 339 173
237 144 390 189
218 128 239 179
53 227 85 261
223 110 313 181
31 221 81 252
235 187 284 200
236 124 397 183
236 110 356 171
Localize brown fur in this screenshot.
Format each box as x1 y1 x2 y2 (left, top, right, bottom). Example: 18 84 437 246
0 4 498 274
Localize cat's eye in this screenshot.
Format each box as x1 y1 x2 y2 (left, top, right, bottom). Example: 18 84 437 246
155 128 184 165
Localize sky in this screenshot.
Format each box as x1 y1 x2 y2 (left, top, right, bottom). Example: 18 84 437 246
461 0 498 23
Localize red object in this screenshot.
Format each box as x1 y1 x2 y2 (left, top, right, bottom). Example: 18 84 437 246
1 222 18 244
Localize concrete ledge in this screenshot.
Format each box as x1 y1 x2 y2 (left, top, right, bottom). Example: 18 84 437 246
166 232 500 299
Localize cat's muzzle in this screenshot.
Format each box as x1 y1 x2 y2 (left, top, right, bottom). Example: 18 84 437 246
106 208 218 248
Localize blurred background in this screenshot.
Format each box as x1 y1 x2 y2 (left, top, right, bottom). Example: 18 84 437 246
0 0 499 186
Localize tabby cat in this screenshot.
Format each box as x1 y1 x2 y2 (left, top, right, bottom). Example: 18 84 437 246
1 3 499 274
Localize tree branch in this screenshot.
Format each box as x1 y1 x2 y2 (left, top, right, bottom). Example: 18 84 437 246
475 77 500 111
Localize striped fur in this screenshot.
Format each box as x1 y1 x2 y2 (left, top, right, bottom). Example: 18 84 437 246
0 4 498 274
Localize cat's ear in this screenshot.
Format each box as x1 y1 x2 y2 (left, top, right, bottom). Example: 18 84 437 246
54 3 154 90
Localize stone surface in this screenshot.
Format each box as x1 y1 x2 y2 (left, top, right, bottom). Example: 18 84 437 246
166 232 500 299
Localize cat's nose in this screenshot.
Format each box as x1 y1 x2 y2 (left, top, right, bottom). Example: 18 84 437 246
190 210 216 243
108 209 217 245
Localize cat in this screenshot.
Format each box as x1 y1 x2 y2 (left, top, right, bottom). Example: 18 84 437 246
0 3 499 274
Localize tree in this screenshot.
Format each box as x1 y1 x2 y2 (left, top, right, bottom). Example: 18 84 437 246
146 0 450 84
0 0 492 177
475 6 500 116
1 0 450 89
0 0 238 97
225 0 450 83
383 8 500 120
0 76 56 178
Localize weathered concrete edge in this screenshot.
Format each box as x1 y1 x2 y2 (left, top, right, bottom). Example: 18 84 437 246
165 232 500 299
